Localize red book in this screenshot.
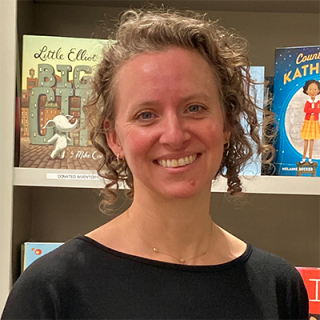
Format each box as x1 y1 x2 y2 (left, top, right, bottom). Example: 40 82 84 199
297 267 320 317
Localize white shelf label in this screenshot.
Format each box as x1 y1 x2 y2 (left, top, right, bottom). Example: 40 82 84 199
46 173 100 181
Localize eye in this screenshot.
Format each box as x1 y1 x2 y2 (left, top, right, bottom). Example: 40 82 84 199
137 111 154 120
187 104 205 113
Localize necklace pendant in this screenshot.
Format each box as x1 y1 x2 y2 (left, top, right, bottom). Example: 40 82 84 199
180 258 185 263
153 247 158 253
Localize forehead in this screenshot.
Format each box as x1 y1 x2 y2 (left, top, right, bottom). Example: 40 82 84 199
308 83 319 88
114 48 219 105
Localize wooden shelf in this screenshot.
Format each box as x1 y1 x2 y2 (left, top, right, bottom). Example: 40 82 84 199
13 167 320 195
14 168 104 189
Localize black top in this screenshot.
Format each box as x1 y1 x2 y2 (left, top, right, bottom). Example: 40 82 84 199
2 236 309 319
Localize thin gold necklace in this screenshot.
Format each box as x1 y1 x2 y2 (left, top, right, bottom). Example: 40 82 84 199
126 210 213 264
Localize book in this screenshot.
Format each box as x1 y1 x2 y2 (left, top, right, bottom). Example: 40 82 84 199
15 33 21 167
240 66 265 175
296 267 320 318
20 35 110 171
273 45 320 177
21 242 63 271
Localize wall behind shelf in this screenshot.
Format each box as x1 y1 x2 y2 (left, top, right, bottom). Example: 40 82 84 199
12 186 131 282
17 1 319 77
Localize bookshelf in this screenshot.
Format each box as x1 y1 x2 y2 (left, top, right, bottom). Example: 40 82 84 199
1 0 319 314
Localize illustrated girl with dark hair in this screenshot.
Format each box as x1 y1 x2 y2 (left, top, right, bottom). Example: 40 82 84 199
300 79 320 164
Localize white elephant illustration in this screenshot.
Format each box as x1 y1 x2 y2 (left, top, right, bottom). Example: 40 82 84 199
43 114 78 159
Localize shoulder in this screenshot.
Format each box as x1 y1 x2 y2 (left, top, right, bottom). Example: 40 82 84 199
247 246 308 304
12 238 90 290
1 238 94 319
24 237 98 280
248 245 303 280
245 246 309 319
305 100 312 107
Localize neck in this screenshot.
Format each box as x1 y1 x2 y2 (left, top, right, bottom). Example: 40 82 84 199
126 185 213 263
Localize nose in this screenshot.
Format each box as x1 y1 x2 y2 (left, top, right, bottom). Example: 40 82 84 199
159 113 191 148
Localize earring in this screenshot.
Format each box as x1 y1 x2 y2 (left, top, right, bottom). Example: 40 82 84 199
116 154 125 164
224 141 230 150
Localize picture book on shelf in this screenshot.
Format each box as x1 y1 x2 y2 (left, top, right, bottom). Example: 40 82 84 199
19 35 111 171
273 45 320 177
22 242 63 271
296 267 320 319
240 66 265 175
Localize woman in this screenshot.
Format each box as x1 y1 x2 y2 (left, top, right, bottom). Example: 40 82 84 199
2 7 308 320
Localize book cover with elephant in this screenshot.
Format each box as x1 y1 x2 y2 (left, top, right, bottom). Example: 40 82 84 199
273 45 320 177
19 35 110 170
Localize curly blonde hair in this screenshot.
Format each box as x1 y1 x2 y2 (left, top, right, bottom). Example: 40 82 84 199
84 5 274 211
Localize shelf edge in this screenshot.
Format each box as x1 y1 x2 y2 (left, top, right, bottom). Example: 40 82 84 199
14 168 320 195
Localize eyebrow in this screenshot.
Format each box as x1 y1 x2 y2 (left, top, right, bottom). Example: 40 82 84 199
132 92 213 108
179 92 212 103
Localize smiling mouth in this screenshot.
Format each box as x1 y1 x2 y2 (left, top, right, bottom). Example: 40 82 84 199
157 154 198 168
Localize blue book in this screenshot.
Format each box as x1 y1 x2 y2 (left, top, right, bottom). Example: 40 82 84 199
240 66 265 175
273 45 320 176
22 242 63 271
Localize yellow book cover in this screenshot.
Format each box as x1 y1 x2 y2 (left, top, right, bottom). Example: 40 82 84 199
20 35 110 171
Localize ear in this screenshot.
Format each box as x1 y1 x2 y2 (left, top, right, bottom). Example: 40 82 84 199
104 119 123 157
43 120 56 129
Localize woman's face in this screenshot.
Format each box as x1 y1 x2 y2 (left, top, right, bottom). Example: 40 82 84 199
106 47 229 199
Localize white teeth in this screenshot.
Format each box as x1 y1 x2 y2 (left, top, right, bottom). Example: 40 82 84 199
171 159 178 167
158 154 198 168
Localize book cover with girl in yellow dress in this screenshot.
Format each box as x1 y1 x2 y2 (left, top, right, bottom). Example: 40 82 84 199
273 45 320 176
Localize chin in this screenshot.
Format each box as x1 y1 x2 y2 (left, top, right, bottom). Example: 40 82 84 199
153 181 211 200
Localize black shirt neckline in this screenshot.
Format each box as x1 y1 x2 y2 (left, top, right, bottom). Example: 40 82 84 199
77 235 253 272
